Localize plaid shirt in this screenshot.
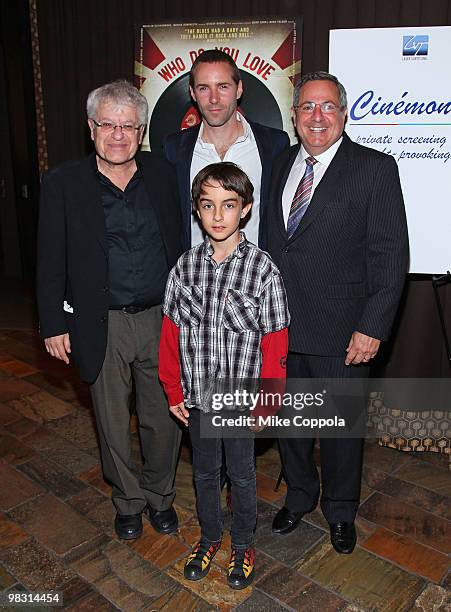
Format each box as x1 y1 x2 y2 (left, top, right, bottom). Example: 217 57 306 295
162 234 290 411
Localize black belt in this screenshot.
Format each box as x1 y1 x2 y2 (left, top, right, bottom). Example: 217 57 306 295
110 305 151 314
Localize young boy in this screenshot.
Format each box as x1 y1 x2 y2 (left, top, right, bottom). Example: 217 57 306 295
159 162 289 589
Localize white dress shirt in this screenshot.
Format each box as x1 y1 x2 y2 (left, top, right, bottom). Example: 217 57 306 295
190 114 262 246
282 137 343 227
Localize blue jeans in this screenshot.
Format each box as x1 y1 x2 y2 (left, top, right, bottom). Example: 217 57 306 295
188 409 256 550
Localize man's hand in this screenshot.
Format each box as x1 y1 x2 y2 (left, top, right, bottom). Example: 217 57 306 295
345 331 380 366
169 402 189 426
44 333 71 364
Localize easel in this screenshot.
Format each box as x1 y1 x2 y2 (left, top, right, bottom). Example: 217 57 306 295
432 271 451 364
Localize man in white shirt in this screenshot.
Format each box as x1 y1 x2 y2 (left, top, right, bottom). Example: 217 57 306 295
164 50 289 250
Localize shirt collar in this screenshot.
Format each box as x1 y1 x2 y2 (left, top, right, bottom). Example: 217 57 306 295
234 113 251 143
298 136 343 169
202 231 249 262
198 113 251 147
93 155 142 180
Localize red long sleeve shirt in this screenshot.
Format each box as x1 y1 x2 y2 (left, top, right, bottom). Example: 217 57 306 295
159 315 288 409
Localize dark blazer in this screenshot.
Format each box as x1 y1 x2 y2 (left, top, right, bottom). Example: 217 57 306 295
163 121 289 250
36 151 183 384
267 132 409 356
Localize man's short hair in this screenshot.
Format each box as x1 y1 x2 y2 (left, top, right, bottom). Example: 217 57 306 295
86 79 149 126
189 50 241 88
293 71 348 109
192 162 254 209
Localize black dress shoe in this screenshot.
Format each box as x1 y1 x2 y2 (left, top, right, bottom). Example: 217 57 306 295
272 507 304 534
330 522 357 554
114 512 143 540
147 505 178 534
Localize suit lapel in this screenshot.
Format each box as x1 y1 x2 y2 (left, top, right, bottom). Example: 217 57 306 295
138 152 158 221
290 134 352 240
250 122 269 220
177 127 198 234
79 155 107 254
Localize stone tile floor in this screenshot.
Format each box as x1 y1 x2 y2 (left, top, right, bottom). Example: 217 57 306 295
0 328 449 611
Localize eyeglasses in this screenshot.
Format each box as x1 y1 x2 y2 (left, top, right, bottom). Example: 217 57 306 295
294 102 342 114
91 119 143 133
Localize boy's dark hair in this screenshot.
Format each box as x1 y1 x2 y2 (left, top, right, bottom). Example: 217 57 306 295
192 162 254 209
189 50 241 88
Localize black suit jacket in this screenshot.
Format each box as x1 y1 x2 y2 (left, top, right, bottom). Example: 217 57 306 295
163 121 289 250
36 151 182 383
267 133 409 356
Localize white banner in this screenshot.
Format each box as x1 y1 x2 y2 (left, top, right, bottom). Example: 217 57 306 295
330 26 451 274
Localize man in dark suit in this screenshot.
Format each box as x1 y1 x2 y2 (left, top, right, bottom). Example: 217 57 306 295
37 80 182 541
267 71 409 553
164 50 289 250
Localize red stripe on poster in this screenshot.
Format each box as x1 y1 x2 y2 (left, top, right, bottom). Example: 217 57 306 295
143 30 165 70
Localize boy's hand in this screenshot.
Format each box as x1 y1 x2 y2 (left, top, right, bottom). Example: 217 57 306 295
169 402 189 426
249 415 266 433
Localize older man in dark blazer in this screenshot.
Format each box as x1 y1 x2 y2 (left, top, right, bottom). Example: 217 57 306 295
267 71 409 553
37 80 182 541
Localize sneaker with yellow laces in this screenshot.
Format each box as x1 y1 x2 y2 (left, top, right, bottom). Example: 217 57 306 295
184 539 221 581
227 546 255 589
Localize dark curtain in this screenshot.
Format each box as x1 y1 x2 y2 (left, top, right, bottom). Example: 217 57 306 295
36 0 451 166
35 0 451 377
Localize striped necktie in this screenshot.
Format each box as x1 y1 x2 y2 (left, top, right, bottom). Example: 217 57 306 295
287 156 317 238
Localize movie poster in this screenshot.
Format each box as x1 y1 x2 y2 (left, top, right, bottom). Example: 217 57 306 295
135 18 302 151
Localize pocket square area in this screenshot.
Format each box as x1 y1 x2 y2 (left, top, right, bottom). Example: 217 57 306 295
63 300 74 313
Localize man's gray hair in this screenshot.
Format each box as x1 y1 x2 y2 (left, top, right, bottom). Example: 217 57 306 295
293 71 347 109
86 79 149 125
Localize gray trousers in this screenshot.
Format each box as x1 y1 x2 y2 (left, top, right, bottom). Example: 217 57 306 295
90 306 181 515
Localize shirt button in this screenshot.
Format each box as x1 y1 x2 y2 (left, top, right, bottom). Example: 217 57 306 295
100 316 107 323
284 247 289 253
